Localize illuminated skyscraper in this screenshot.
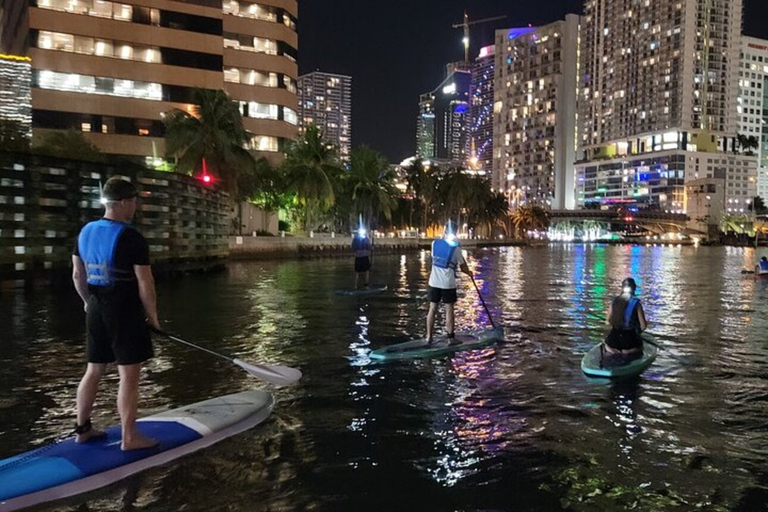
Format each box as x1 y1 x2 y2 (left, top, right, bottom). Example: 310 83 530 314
0 54 32 139
469 45 494 176
298 71 352 161
738 37 768 200
416 92 435 159
416 64 471 165
493 17 580 209
576 0 753 214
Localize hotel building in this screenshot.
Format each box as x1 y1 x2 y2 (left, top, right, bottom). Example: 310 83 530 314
0 0 298 164
493 15 580 209
298 71 352 161
575 0 754 216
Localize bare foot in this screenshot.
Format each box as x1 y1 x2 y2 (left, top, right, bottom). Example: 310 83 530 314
76 428 107 443
121 433 158 451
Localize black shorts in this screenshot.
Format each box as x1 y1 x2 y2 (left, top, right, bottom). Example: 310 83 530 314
605 329 643 351
428 286 458 304
86 295 153 365
355 256 371 273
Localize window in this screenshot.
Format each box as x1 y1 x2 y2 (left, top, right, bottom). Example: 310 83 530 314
35 70 162 100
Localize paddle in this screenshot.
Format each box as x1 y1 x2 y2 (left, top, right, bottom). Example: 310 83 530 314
150 327 302 386
469 274 496 329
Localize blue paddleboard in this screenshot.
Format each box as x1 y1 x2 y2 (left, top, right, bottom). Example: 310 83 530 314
0 390 274 511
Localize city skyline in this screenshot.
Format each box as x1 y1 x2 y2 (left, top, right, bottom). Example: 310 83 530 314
299 0 768 163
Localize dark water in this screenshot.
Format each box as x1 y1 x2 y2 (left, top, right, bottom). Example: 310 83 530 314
2 245 768 511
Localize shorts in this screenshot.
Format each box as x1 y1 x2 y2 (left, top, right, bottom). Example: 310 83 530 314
605 329 643 351
428 286 458 304
355 256 371 273
86 294 153 365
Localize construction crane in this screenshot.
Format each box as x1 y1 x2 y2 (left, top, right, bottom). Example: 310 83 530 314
452 11 506 64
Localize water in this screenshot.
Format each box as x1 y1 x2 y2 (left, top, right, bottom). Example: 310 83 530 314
2 244 768 511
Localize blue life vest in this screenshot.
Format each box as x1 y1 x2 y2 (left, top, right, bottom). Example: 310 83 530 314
760 260 768 272
352 235 371 258
432 238 459 269
622 296 640 332
78 219 132 287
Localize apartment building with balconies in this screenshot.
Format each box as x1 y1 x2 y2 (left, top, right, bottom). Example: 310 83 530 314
492 15 580 210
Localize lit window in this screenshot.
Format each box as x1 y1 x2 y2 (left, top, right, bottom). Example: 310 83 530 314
81 123 91 132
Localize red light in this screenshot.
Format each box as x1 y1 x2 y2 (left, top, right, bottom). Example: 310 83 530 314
202 174 211 183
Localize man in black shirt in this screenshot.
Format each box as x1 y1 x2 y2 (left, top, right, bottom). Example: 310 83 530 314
72 177 160 451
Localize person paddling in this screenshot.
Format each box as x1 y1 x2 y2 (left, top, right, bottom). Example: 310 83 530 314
427 221 472 345
604 277 647 362
352 227 373 289
757 256 768 273
72 177 160 451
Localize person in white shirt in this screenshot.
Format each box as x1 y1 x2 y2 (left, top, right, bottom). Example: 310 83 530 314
426 221 472 344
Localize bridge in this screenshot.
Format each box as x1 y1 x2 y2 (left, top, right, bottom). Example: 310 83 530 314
549 209 697 236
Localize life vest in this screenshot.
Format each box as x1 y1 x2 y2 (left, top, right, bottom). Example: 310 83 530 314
432 238 459 269
352 235 371 258
622 296 640 332
760 260 768 272
77 219 134 287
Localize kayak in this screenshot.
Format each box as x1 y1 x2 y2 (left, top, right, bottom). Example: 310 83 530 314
0 390 274 511
370 326 503 361
336 285 388 296
581 334 658 378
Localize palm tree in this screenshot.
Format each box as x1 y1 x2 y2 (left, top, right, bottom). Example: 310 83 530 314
282 124 343 231
512 204 549 238
345 146 398 228
475 192 509 237
403 159 427 228
163 88 253 198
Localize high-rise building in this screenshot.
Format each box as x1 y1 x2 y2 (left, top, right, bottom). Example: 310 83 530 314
416 91 436 159
418 65 471 165
469 45 495 176
298 71 352 161
493 16 580 209
0 54 32 139
0 0 298 164
575 0 752 214
738 37 768 200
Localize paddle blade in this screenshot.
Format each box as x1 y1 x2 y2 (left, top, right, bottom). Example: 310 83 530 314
233 358 302 386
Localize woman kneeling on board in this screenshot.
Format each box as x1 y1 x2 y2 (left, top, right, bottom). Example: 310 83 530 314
604 278 647 362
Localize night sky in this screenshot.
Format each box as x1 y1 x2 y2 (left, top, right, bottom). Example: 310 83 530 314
298 0 768 163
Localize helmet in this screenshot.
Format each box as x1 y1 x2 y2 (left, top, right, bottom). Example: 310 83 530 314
622 277 637 294
444 220 457 236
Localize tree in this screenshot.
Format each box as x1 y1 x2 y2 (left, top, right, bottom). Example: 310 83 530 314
0 120 31 152
512 204 549 238
163 88 253 198
345 145 398 228
737 133 759 156
34 129 105 162
751 196 767 215
282 124 343 231
402 158 427 228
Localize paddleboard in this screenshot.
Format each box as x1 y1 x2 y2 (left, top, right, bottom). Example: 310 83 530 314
335 285 388 296
581 334 658 378
370 326 503 360
0 390 274 511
